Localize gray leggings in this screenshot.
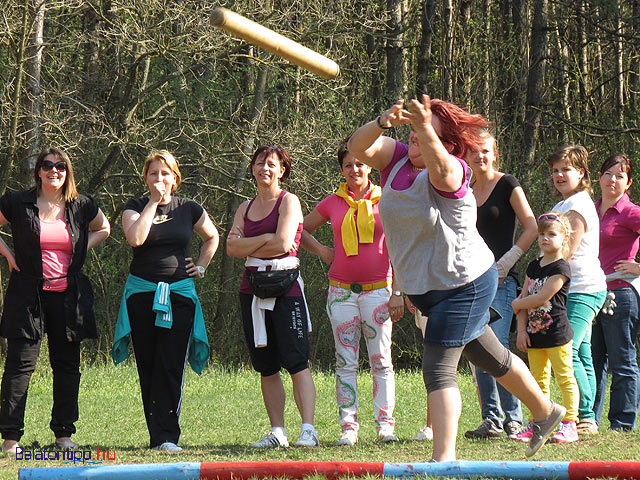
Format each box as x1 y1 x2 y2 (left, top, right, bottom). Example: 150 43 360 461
422 327 512 393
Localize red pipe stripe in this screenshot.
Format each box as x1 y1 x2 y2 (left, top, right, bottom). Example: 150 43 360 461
200 461 384 480
569 462 640 480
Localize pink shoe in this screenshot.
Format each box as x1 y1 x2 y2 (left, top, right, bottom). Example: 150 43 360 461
551 420 578 443
510 422 533 443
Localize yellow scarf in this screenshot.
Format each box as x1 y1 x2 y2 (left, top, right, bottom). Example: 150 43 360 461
336 183 381 256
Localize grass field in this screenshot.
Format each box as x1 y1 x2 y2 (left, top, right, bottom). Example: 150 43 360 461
1 358 639 480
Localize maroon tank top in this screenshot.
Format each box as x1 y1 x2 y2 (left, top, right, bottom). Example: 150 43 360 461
239 190 303 295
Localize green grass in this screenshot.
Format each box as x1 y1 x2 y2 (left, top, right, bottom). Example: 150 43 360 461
1 361 639 480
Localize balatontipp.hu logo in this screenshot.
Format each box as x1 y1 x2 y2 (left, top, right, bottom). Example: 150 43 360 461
15 446 116 464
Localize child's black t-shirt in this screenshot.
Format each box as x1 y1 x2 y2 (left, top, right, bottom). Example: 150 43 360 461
525 257 573 348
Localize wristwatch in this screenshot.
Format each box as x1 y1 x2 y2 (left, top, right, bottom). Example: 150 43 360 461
393 290 402 297
195 265 205 278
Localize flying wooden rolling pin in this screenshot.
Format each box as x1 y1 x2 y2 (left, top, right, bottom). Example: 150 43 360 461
210 7 340 80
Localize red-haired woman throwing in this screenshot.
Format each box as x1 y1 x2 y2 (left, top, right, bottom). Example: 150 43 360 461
348 96 564 461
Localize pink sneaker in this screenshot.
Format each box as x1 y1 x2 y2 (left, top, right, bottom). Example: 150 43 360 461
510 422 533 443
551 420 578 443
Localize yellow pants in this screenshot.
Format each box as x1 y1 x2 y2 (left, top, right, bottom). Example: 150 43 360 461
527 341 579 422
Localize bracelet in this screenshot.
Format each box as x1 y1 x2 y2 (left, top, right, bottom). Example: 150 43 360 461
376 115 393 130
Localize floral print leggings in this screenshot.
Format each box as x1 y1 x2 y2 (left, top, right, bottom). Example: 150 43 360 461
327 285 395 435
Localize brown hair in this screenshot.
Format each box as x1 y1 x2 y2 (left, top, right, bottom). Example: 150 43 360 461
545 145 593 198
599 153 633 180
143 150 182 192
34 147 78 202
250 145 292 181
537 211 573 259
337 137 350 168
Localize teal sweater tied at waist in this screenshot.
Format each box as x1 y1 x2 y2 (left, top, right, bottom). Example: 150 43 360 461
112 274 210 374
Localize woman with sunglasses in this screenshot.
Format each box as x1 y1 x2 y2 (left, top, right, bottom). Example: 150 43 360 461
0 147 110 454
227 145 317 449
348 96 564 461
592 154 640 431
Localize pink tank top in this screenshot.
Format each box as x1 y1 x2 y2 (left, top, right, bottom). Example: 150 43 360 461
40 216 72 291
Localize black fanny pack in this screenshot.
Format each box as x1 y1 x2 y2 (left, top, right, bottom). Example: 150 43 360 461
246 268 299 299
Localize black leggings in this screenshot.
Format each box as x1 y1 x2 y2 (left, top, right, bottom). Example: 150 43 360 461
422 327 512 393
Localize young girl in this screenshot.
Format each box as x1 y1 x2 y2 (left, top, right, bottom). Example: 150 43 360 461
546 146 607 434
511 212 580 443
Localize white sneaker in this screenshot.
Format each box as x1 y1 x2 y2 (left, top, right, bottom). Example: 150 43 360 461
379 432 399 443
413 425 433 441
152 442 183 453
250 433 289 448
336 430 358 446
296 428 319 447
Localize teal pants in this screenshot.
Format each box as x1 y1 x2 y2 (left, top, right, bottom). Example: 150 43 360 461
567 291 606 421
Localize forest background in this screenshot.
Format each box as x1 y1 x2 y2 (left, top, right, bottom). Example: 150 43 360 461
0 0 638 369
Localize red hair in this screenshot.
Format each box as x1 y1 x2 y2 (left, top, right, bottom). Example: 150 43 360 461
430 100 489 158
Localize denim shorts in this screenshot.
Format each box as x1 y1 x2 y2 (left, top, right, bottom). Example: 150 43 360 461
408 266 498 347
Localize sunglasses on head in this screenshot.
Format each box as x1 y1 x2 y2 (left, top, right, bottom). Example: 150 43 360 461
537 213 560 223
41 160 67 172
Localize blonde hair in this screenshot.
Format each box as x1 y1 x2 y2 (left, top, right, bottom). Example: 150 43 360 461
479 130 499 171
537 211 572 259
143 150 182 192
546 145 593 198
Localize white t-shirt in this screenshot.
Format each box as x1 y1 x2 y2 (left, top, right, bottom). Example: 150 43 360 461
553 190 607 294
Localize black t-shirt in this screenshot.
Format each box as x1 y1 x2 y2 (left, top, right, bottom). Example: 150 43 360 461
524 257 573 349
125 196 204 283
476 174 520 263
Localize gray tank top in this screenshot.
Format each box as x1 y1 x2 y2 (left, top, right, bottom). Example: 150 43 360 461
379 154 494 295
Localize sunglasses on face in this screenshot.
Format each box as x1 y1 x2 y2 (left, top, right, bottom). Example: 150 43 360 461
41 160 67 172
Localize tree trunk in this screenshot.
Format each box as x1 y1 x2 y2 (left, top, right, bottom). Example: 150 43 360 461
480 0 492 112
631 0 640 110
0 3 29 196
81 1 99 100
554 13 570 143
595 7 605 105
441 0 454 99
415 0 437 97
577 1 589 119
511 0 528 123
522 0 548 172
495 0 527 175
212 66 269 344
459 0 473 102
21 0 46 188
385 0 406 104
357 0 383 113
613 0 624 124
